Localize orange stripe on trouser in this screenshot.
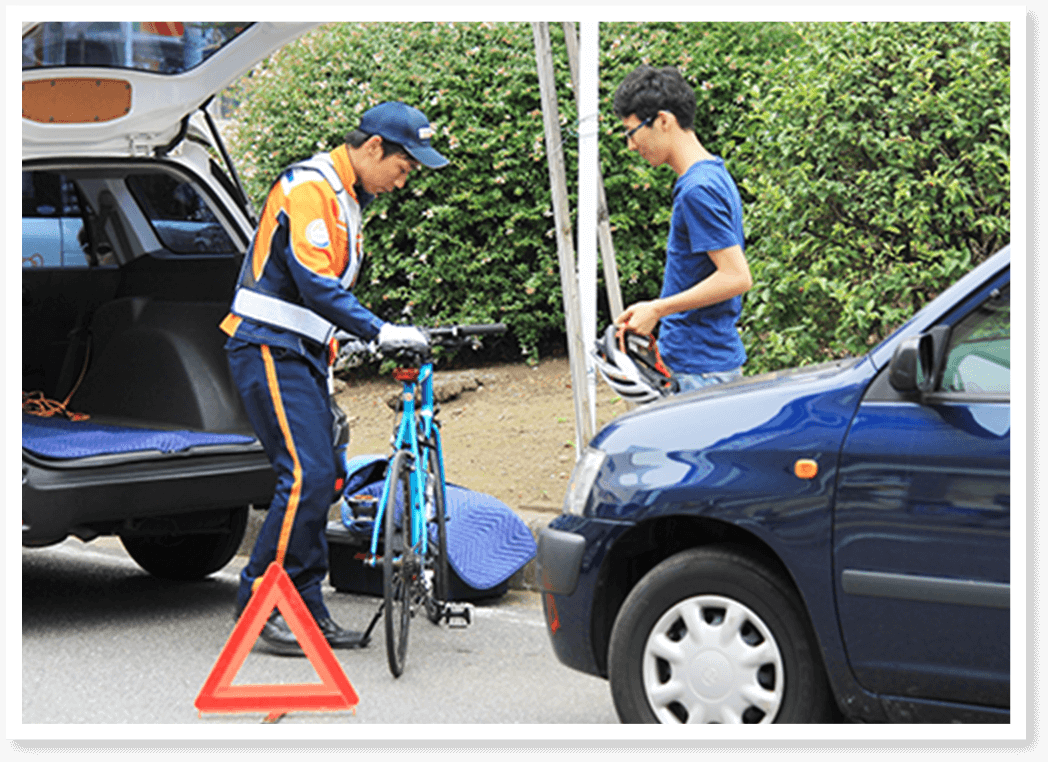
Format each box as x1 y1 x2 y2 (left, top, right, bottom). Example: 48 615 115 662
229 340 336 618
259 344 303 572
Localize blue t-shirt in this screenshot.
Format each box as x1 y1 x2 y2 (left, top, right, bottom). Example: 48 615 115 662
658 158 747 374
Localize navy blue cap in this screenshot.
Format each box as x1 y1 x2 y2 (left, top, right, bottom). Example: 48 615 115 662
358 102 448 169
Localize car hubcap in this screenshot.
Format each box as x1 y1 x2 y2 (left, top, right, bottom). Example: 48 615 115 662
641 594 784 723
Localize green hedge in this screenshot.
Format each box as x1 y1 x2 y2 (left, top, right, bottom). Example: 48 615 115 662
228 21 1010 373
734 21 1010 371
230 22 575 362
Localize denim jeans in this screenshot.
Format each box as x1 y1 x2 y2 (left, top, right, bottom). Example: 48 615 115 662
675 367 743 392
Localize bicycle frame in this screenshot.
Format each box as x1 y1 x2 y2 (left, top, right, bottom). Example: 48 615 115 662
344 323 505 674
367 359 445 564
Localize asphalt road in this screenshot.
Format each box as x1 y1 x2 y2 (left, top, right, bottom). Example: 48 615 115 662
19 538 618 727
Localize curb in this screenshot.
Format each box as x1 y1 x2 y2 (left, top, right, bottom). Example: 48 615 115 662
504 510 558 593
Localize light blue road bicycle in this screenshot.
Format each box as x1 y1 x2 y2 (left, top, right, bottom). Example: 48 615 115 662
343 324 506 677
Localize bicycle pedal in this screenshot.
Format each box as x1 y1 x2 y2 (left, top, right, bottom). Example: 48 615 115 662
443 602 473 628
347 495 377 518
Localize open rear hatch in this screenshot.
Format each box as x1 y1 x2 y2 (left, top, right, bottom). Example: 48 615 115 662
22 22 316 159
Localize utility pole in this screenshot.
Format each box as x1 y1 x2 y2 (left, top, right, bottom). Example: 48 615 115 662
561 21 624 321
532 21 593 455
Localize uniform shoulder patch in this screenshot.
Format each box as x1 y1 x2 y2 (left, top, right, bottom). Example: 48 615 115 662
305 218 330 248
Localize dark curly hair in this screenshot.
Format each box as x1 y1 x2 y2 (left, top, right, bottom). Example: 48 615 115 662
612 65 696 131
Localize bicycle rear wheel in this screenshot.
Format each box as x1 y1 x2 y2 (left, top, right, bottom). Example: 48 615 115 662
424 444 449 624
383 450 413 677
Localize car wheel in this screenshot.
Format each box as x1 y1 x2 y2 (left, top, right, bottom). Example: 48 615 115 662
607 545 834 724
119 506 248 581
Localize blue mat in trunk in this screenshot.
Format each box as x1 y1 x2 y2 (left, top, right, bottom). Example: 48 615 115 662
22 413 255 459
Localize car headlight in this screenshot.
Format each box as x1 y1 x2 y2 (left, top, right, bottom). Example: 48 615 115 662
563 446 607 516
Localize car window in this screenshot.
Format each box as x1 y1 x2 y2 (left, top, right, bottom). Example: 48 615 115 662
126 174 236 254
940 285 1009 395
21 170 102 268
23 168 238 267
22 22 251 75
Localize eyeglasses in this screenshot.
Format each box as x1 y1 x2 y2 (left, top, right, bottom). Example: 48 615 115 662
624 116 654 146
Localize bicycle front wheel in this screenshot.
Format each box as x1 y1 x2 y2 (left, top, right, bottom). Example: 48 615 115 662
383 450 413 677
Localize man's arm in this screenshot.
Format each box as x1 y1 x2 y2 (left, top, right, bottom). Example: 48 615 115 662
615 244 752 336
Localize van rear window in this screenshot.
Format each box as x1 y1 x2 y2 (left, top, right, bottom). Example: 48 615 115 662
22 22 251 75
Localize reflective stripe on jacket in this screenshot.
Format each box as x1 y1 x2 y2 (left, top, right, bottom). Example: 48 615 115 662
220 145 384 371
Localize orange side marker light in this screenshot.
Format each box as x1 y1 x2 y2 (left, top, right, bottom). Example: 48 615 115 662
794 459 819 480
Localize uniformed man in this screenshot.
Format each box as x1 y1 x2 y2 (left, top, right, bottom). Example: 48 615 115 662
220 102 448 654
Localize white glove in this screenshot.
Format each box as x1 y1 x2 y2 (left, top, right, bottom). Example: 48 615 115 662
377 323 429 353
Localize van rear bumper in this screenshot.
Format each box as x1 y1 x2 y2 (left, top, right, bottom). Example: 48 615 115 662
22 449 275 545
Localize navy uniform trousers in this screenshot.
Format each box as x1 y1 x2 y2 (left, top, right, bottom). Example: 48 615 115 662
227 340 337 621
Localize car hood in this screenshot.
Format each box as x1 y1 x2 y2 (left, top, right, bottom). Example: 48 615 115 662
638 356 859 414
593 356 865 450
22 22 316 159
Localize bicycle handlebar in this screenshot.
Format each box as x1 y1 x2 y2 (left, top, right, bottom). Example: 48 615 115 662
425 323 507 342
335 323 507 343
334 324 507 361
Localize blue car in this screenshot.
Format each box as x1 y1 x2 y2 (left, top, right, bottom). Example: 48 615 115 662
537 246 1010 724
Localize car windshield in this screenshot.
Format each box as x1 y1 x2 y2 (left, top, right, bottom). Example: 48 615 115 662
22 22 252 74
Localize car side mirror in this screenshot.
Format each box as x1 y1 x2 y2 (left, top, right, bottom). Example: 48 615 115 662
888 326 951 395
888 336 926 393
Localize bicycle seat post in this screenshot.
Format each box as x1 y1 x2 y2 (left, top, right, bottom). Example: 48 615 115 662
391 365 425 554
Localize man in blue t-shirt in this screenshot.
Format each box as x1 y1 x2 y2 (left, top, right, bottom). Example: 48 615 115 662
612 65 752 392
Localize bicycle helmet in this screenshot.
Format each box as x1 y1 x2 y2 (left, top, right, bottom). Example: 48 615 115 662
592 325 679 403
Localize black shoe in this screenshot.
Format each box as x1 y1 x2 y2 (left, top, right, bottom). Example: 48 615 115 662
317 616 369 649
258 612 304 656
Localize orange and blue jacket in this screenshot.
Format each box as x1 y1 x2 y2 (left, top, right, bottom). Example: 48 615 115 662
220 144 384 375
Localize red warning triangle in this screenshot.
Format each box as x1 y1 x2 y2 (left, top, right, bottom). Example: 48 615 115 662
195 562 359 717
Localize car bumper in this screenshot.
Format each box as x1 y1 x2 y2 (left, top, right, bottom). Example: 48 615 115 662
21 450 276 546
537 514 631 678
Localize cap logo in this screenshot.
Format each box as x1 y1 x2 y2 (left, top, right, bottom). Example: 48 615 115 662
417 126 434 141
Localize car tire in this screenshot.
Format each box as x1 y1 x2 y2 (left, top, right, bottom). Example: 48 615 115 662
607 545 835 724
119 505 248 581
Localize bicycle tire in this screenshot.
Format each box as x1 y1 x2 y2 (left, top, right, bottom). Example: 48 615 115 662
424 443 449 624
383 450 413 677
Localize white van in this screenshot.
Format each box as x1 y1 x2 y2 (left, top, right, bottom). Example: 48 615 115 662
21 22 319 579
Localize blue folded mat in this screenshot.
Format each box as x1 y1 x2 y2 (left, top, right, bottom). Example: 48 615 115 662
22 413 255 459
339 455 537 591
